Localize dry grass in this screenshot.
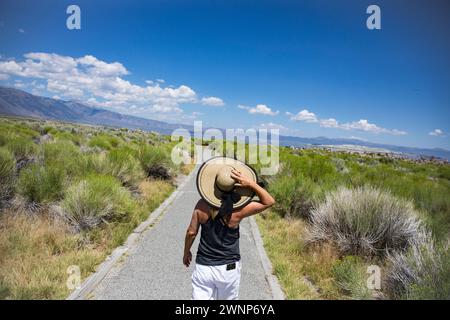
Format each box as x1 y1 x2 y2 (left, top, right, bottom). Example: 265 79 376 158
0 179 175 300
256 211 341 299
0 211 105 299
0 117 184 299
180 162 196 175
138 179 174 211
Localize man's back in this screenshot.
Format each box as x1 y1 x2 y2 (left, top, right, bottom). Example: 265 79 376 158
184 165 275 300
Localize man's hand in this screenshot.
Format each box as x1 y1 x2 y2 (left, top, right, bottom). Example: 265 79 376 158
231 169 255 189
183 251 192 267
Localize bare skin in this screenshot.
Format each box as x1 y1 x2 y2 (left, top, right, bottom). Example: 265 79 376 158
183 169 275 267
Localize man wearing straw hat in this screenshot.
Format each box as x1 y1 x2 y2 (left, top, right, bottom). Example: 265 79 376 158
183 157 275 300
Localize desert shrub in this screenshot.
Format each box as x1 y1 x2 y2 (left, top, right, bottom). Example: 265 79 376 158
436 165 450 181
76 153 109 176
88 134 120 150
42 140 79 164
12 124 40 138
384 239 450 299
42 125 56 135
88 135 111 150
269 174 320 219
332 157 350 174
138 145 174 180
0 147 16 201
17 164 65 204
306 186 425 257
42 141 83 177
53 131 83 146
331 256 373 299
0 129 12 146
62 175 134 231
288 152 337 183
6 136 37 160
106 148 144 188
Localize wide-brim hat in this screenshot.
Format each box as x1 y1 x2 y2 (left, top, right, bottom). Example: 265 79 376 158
196 157 258 209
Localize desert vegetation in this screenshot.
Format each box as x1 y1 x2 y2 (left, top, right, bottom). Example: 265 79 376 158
256 147 450 299
0 116 192 299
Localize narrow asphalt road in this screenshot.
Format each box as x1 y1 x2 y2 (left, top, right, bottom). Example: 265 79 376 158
92 156 273 300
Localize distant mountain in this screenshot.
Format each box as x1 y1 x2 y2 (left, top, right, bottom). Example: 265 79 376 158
0 87 190 134
1 86 449 160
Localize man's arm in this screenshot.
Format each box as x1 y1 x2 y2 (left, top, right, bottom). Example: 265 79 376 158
183 200 209 267
231 169 275 220
183 209 199 267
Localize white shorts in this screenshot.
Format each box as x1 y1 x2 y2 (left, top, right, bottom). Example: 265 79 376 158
191 261 241 300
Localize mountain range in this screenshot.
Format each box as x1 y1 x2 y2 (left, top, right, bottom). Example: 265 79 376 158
1 86 449 160
0 87 190 135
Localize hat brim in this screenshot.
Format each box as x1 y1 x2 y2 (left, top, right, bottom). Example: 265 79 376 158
196 157 257 209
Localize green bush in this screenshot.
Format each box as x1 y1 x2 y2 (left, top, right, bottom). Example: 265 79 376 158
269 173 320 218
306 186 425 257
88 135 111 150
42 141 83 177
17 164 65 204
88 134 121 150
62 175 134 231
12 124 40 138
76 153 109 176
53 131 83 146
6 137 37 160
42 141 79 164
332 256 373 299
42 126 55 135
138 145 174 179
0 147 16 201
106 148 144 188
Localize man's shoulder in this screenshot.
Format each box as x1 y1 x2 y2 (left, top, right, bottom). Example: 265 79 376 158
195 199 212 222
195 198 210 212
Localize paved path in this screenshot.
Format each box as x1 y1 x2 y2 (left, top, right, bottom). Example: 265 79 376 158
92 159 273 300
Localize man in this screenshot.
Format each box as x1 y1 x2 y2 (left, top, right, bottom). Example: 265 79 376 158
183 157 275 300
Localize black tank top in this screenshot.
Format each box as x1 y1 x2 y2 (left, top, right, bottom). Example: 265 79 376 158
196 209 241 266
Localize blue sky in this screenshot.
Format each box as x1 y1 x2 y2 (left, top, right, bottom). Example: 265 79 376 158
0 0 449 149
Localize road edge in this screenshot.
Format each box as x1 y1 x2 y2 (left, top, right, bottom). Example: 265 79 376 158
249 216 286 300
67 167 197 300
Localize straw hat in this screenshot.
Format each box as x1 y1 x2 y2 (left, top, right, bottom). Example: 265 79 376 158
196 157 258 210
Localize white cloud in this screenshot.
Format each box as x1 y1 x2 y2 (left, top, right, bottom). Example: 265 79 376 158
319 118 339 128
77 54 128 77
339 119 407 135
0 74 9 80
429 129 445 137
201 96 225 107
0 52 224 116
18 28 25 33
289 109 318 122
259 122 288 131
243 104 279 116
288 108 407 136
0 61 23 74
